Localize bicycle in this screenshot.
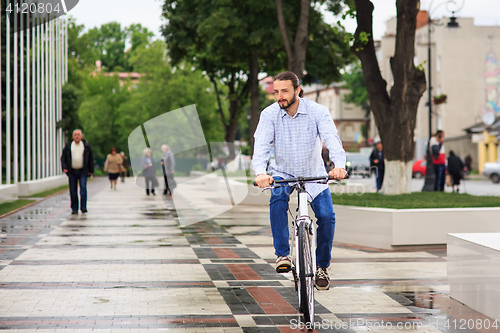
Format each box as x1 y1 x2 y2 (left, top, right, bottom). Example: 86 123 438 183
258 175 339 327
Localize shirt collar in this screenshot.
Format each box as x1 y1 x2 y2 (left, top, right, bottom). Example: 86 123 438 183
279 98 307 118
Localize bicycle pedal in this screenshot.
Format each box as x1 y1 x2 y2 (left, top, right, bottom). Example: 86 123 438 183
276 265 292 273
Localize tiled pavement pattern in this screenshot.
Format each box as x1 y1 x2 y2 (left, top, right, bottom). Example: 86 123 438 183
0 177 498 332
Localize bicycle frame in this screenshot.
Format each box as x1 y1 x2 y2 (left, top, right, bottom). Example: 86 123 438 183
294 189 316 292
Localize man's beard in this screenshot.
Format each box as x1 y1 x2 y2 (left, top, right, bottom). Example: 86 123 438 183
278 95 297 110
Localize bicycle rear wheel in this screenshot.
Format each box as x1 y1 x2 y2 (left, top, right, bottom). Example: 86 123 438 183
298 221 315 325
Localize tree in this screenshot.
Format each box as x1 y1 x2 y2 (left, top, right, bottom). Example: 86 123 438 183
162 0 353 155
162 0 281 155
275 0 310 77
118 41 223 148
275 0 352 80
351 0 426 194
342 61 371 145
58 83 84 139
74 22 154 72
78 74 130 158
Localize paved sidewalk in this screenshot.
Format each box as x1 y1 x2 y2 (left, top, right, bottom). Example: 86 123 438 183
0 177 496 332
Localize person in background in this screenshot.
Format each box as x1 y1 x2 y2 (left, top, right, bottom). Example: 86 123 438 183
430 130 446 192
321 144 332 172
447 150 464 193
161 144 176 196
120 151 129 182
141 148 157 196
60 129 94 215
369 141 385 192
464 154 472 175
104 148 123 191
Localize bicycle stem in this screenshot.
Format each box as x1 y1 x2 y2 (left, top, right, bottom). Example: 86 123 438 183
298 192 309 218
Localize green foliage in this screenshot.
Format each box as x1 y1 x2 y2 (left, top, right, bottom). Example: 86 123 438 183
58 83 85 139
118 41 223 146
302 14 355 85
78 74 130 158
162 0 282 144
0 200 36 217
341 61 369 107
67 18 154 72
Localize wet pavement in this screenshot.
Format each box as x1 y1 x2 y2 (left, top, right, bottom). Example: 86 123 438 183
0 177 498 332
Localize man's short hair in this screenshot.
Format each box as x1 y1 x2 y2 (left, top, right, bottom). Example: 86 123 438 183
274 71 303 97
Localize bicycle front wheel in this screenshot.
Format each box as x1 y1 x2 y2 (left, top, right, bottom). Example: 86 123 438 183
298 221 315 325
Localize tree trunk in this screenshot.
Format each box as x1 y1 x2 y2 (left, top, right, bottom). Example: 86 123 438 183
210 74 242 161
275 0 311 77
248 52 260 156
353 0 426 194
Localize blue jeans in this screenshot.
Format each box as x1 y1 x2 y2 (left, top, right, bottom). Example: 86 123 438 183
375 167 385 191
68 169 88 212
434 164 446 191
269 177 336 268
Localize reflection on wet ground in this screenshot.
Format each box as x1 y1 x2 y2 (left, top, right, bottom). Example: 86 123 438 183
0 177 497 332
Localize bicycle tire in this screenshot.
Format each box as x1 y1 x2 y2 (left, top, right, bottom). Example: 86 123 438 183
298 221 315 325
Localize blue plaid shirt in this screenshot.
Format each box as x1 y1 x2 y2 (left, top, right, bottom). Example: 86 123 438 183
252 98 346 201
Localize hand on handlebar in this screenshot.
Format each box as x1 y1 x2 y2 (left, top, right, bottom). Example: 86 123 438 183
254 174 274 188
328 167 347 180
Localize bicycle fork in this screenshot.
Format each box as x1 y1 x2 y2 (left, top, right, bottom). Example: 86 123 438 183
293 192 317 286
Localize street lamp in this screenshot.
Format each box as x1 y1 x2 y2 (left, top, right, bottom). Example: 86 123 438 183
422 0 463 191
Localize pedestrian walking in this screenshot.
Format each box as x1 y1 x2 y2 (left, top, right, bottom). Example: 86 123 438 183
104 147 123 191
447 150 464 193
141 148 158 196
369 141 385 192
60 129 94 215
430 130 446 191
464 154 472 175
161 144 176 196
119 151 129 182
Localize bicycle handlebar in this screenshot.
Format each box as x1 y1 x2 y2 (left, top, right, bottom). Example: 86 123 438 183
273 175 332 184
253 175 340 187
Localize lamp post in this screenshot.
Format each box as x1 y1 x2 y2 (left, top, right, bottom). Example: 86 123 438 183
421 0 463 191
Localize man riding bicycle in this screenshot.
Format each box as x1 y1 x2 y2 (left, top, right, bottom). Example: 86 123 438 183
253 71 347 290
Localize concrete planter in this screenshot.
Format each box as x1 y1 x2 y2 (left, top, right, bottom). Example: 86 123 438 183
17 175 68 197
448 233 500 321
334 205 500 250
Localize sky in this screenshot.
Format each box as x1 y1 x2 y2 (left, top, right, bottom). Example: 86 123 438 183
68 0 500 41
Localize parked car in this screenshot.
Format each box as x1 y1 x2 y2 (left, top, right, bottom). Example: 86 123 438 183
412 159 427 178
483 160 500 184
345 152 371 178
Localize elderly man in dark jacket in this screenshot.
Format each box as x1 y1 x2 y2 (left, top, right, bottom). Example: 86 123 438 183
61 129 94 214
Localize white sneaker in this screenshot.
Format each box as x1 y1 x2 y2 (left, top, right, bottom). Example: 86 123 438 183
275 255 292 273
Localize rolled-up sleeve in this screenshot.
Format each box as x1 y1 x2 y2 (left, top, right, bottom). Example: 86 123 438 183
252 111 274 175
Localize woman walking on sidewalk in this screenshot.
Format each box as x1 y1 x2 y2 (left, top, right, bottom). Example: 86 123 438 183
141 148 158 195
447 150 464 193
104 147 123 191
